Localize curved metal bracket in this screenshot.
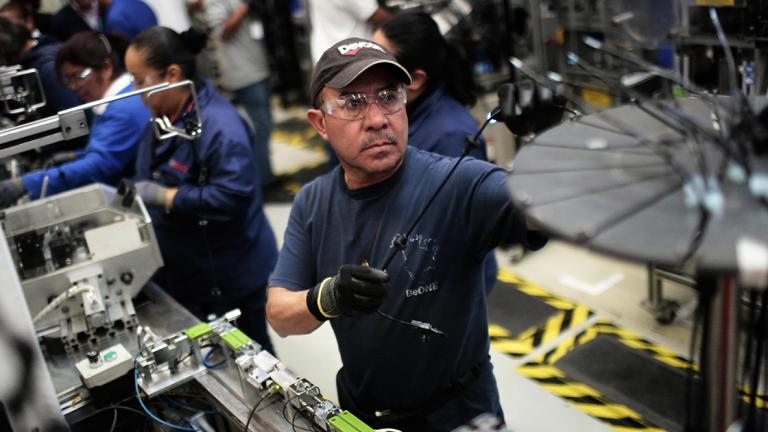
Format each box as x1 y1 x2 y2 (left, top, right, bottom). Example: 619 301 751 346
147 80 203 141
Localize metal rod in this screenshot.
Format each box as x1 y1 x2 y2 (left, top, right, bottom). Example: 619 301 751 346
58 81 178 115
699 274 740 431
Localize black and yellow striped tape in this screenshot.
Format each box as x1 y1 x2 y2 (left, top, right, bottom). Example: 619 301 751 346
516 363 664 432
271 128 323 150
490 269 592 357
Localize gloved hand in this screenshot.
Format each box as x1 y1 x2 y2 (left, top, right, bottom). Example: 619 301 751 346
306 265 389 320
135 180 170 208
45 151 78 166
0 178 25 209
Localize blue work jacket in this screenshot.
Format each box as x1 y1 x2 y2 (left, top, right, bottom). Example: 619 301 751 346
407 88 487 160
104 0 157 40
407 87 497 292
21 35 82 118
134 79 277 305
22 81 149 198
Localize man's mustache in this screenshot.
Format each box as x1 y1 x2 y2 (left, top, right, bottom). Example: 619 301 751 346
362 132 397 149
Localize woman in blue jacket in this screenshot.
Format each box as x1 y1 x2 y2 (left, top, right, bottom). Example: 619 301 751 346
373 13 498 293
373 12 487 160
0 31 149 207
126 27 278 353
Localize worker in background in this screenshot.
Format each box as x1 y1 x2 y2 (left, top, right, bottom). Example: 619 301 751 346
189 0 275 189
306 0 391 166
0 7 81 119
306 0 391 64
267 38 546 431
373 12 499 294
11 0 54 37
51 0 103 42
99 0 157 41
125 26 278 353
0 31 149 208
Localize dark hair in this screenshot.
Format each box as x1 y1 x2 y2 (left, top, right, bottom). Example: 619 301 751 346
380 11 477 106
55 31 129 80
13 0 39 12
0 15 30 66
0 1 32 23
130 27 207 80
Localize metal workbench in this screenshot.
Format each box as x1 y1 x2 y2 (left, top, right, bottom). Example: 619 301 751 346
53 282 301 431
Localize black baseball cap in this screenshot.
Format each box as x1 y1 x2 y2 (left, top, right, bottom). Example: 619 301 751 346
310 37 412 106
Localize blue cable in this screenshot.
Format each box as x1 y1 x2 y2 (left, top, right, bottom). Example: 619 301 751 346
134 363 197 431
166 397 217 415
202 346 225 369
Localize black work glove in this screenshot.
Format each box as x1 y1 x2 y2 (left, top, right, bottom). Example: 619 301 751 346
306 265 389 321
0 178 25 209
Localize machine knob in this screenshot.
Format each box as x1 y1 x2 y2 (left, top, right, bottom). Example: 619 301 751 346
86 351 101 367
120 271 134 285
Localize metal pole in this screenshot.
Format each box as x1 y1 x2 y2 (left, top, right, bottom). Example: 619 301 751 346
529 0 547 73
700 274 740 431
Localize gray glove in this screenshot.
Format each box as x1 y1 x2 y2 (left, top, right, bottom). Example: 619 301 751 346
0 178 25 209
45 151 78 166
135 180 169 208
306 265 389 321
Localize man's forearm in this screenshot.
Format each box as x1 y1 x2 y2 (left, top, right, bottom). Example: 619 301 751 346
266 287 323 337
221 2 249 39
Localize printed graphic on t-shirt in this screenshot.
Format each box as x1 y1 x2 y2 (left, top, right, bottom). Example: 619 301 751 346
389 233 440 299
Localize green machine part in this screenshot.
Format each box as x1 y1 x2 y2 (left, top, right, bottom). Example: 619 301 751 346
328 411 375 432
184 323 213 340
220 328 252 350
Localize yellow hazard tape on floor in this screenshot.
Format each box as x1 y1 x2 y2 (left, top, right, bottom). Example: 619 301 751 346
517 359 664 432
271 129 324 151
590 322 696 372
490 269 592 357
492 271 768 429
496 273 674 431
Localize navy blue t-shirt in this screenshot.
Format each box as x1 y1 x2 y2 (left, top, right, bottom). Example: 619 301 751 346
270 147 538 421
408 88 497 292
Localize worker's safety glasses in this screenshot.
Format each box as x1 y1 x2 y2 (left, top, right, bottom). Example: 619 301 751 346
320 86 407 120
63 67 93 87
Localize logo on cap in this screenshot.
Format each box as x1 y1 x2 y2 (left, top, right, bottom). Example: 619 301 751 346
337 41 386 56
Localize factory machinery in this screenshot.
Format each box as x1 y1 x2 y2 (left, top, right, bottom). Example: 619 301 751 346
0 180 377 431
1 183 506 431
0 66 508 432
0 65 375 431
132 309 372 432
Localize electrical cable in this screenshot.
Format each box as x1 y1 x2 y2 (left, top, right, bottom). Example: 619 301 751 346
202 345 225 369
108 409 118 432
373 107 502 338
745 289 768 431
243 385 280 432
378 106 501 273
281 394 313 432
709 8 740 99
134 363 196 431
291 407 301 432
509 57 586 114
568 52 715 183
84 405 149 432
165 397 217 415
33 283 94 323
86 405 149 419
289 405 316 432
739 290 758 420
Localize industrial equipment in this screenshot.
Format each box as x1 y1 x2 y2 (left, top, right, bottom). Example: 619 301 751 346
2 183 162 354
0 70 380 431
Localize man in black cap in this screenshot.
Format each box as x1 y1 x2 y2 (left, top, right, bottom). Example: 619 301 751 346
267 37 545 431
